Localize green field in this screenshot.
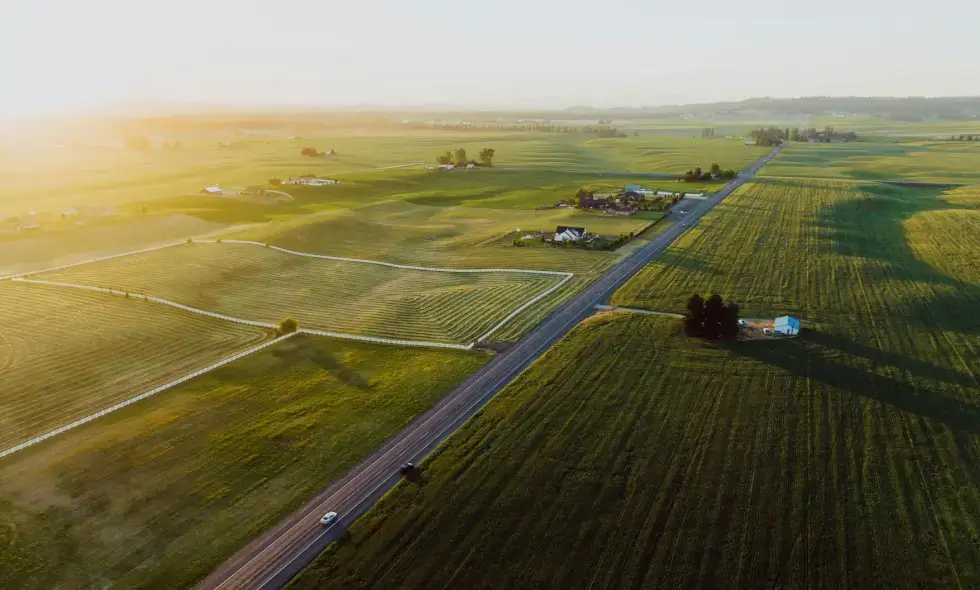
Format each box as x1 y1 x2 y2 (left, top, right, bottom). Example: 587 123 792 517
37 200 654 343
1 128 762 219
761 141 980 183
294 176 980 588
0 281 270 450
36 241 566 344
0 334 486 589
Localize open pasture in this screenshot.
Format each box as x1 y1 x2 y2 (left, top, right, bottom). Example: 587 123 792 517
35 241 568 345
2 126 761 219
0 335 486 589
0 281 270 450
762 141 980 182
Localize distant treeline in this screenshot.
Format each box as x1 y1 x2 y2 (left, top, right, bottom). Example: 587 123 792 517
948 135 980 141
748 126 857 146
405 120 628 137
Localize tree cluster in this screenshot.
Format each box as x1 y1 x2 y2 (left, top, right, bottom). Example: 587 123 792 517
700 128 716 138
748 126 789 146
435 147 495 166
951 135 980 141
300 147 325 157
684 294 740 340
591 126 628 138
680 164 736 182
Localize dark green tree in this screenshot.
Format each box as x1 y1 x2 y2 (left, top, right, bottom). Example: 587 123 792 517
478 148 495 166
278 317 298 335
703 294 726 340
453 148 467 166
721 302 741 340
684 294 706 336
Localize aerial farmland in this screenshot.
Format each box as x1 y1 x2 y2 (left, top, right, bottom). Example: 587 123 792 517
3 107 980 589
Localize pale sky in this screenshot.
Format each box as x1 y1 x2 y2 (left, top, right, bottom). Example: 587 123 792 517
2 0 978 117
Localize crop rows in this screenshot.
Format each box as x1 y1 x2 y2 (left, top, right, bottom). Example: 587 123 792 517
37 242 569 344
295 176 980 588
0 281 270 449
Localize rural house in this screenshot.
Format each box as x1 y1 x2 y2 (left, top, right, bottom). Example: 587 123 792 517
579 197 608 210
554 226 587 242
284 176 338 186
200 186 223 195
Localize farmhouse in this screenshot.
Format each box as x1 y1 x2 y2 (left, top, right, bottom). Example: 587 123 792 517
554 226 587 242
438 164 455 170
579 197 608 210
284 176 338 186
201 186 223 195
773 315 801 336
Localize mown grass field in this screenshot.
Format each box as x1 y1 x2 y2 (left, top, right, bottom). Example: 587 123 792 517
295 176 980 588
761 141 980 182
0 281 271 450
40 200 654 343
0 334 486 589
38 242 566 344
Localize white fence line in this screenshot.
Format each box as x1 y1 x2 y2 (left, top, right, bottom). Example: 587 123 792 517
13 277 476 348
197 239 573 277
477 272 575 342
0 240 188 281
11 278 278 330
10 239 575 346
299 329 472 350
0 332 299 461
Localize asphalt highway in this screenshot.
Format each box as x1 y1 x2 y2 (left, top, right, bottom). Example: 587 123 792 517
201 146 781 590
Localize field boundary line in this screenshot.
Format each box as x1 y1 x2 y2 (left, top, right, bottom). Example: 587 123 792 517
197 239 573 278
12 278 474 349
10 239 575 346
0 332 299 461
0 241 188 281
11 277 279 329
477 272 574 341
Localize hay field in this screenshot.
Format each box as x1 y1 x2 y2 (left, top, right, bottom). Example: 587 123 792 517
34 242 568 345
0 281 270 450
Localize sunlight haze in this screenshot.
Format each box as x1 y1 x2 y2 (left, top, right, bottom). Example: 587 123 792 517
3 0 979 117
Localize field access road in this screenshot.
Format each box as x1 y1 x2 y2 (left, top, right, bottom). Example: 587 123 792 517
202 145 782 590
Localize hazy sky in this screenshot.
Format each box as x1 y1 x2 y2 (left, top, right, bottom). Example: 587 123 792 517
3 0 978 117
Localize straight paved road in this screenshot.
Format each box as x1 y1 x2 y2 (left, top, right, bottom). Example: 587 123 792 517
201 145 781 590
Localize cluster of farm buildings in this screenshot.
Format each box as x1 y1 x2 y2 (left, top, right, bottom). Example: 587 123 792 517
575 185 702 217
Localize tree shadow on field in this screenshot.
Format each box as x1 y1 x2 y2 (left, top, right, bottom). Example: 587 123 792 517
300 347 372 390
803 329 978 388
727 331 980 434
811 183 980 334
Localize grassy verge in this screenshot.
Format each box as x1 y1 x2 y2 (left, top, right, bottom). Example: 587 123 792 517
0 335 487 589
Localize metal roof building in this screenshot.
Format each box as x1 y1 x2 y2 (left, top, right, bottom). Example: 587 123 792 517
773 316 801 336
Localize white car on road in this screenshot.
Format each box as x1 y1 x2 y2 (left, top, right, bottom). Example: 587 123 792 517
319 511 338 525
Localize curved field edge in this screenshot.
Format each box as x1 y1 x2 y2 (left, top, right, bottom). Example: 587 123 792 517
0 281 272 449
292 313 980 589
32 241 574 345
0 334 488 589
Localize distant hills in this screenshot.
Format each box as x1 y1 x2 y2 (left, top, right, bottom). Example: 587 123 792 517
563 97 980 121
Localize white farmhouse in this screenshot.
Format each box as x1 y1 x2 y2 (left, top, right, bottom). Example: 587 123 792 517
553 226 586 242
